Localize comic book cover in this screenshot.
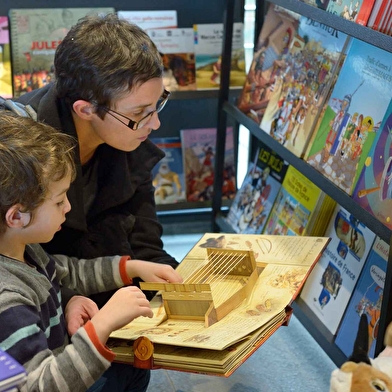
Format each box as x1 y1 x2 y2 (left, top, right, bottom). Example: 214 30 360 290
262 165 335 237
9 8 114 98
193 23 246 89
180 127 236 202
326 0 364 22
300 205 376 335
150 137 186 205
146 28 196 91
259 15 348 158
0 16 12 98
335 237 389 358
351 99 392 230
236 4 300 124
306 39 392 195
224 140 289 234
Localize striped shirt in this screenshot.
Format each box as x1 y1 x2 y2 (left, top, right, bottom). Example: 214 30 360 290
0 243 131 391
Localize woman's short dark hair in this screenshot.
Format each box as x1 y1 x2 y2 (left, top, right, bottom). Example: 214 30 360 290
54 13 163 118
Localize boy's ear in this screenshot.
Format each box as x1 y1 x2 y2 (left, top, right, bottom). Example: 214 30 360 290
5 205 31 228
72 100 95 120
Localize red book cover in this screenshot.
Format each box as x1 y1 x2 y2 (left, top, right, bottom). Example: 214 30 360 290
367 0 386 28
356 0 377 25
371 0 389 31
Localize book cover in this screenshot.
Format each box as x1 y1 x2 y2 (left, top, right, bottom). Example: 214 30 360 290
356 0 377 25
224 141 289 234
9 7 115 98
306 39 392 195
108 233 330 376
335 237 389 358
259 15 348 158
263 165 334 236
146 28 196 91
193 22 246 90
150 137 186 205
367 0 387 28
180 127 236 202
117 10 177 30
352 99 392 230
0 17 12 98
0 348 27 391
300 205 376 335
326 0 364 22
237 4 300 124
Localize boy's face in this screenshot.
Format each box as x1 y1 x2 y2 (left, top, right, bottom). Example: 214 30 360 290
24 174 72 244
89 77 165 152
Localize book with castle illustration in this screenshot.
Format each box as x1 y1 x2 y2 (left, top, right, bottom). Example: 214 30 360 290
9 7 115 98
107 233 329 376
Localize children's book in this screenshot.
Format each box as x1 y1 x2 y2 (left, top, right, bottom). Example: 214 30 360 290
224 141 289 234
326 0 364 22
180 127 236 202
356 0 377 25
351 99 392 230
259 15 349 158
117 10 177 30
193 22 246 90
237 4 300 124
0 17 12 98
300 205 376 335
150 137 186 205
306 38 392 195
262 165 336 237
146 28 196 91
335 237 389 358
108 233 330 377
9 7 115 98
0 348 27 391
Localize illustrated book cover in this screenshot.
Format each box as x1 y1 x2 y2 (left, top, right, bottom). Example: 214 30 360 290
150 137 186 205
237 4 300 125
0 16 12 99
262 165 336 237
0 348 27 391
306 38 392 195
351 99 392 230
108 233 330 376
300 204 377 335
9 7 115 98
146 28 196 91
326 0 364 22
180 127 236 202
193 22 246 90
259 15 349 158
334 236 389 358
117 10 177 30
224 141 289 234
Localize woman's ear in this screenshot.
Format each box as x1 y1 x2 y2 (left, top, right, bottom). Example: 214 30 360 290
5 205 31 228
72 100 95 120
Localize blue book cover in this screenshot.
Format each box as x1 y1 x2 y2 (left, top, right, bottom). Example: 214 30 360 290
335 237 389 358
151 136 186 205
306 38 392 195
0 349 26 390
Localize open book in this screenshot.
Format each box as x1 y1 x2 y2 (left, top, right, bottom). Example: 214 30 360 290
108 233 329 376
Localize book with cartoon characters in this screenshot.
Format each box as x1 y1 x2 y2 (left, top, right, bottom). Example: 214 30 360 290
236 4 300 125
9 7 115 98
305 38 392 195
262 165 336 237
180 127 236 202
150 137 186 205
259 14 349 158
335 236 389 358
326 0 364 22
299 204 376 335
224 140 289 234
351 99 392 230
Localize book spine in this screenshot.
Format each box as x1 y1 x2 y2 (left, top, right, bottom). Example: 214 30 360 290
355 0 377 25
371 0 389 31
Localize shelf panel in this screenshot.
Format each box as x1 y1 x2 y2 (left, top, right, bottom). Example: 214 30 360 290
269 0 392 53
170 88 242 101
223 102 392 243
157 199 231 214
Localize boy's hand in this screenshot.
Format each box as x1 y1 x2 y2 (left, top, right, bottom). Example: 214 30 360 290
64 295 99 336
126 260 183 284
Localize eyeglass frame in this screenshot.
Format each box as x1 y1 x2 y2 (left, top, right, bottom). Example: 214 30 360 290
100 89 171 130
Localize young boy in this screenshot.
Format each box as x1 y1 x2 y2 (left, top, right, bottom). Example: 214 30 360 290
0 111 182 391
